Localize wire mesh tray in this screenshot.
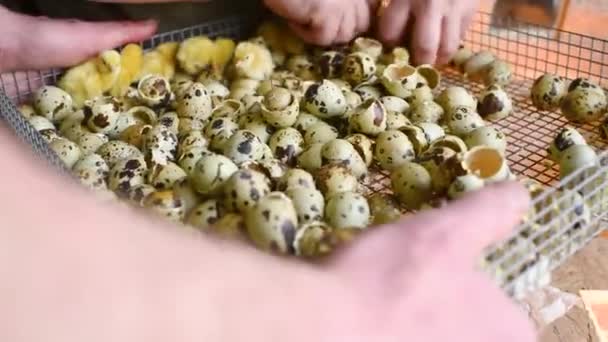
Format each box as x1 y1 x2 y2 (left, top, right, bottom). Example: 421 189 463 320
1 12 607 300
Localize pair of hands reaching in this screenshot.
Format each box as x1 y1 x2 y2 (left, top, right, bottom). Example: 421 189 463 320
0 0 478 73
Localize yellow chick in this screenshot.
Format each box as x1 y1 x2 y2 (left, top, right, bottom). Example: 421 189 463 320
140 42 179 80
111 44 143 97
233 41 275 80
176 36 216 76
209 38 235 80
257 20 305 56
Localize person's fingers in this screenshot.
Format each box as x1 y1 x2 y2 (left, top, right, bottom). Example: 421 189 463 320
7 12 156 72
460 11 475 40
334 181 530 273
354 0 371 35
411 10 443 65
263 0 316 25
376 0 410 47
436 16 461 65
335 8 357 44
288 16 341 46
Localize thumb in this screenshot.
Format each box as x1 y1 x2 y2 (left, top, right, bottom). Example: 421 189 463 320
263 0 317 25
1 7 156 72
332 181 530 275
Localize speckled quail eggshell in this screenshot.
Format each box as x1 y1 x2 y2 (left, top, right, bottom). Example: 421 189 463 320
126 184 157 207
72 153 109 191
380 62 420 98
375 130 415 171
406 85 434 106
461 146 511 184
286 187 325 224
349 99 387 136
321 139 368 179
464 126 508 155
204 118 239 152
108 156 147 197
559 144 599 179
84 100 121 134
276 168 316 192
293 221 335 257
355 85 383 102
325 191 370 230
157 112 180 135
246 192 299 254
18 104 36 119
29 115 57 132
223 130 265 165
477 85 513 121
437 86 478 113
176 83 213 122
530 73 569 111
96 141 143 168
260 88 299 128
33 86 73 123
385 111 412 130
177 130 208 157
144 124 179 166
172 178 201 216
548 127 587 162
418 146 464 193
304 122 339 145
240 94 264 114
211 99 243 120
259 143 275 161
399 125 428 156
561 87 607 123
39 129 61 144
242 117 275 144
483 60 512 86
304 80 348 119
429 134 469 154
367 193 402 225
318 51 346 79
189 153 238 196
148 162 188 190
417 122 446 145
77 132 109 156
345 134 375 167
448 174 485 200
186 199 224 230
410 100 445 124
464 51 495 80
269 127 304 167
223 169 271 213
286 55 316 80
450 46 474 70
447 106 486 137
200 79 229 99
390 162 434 210
380 96 410 114
342 52 377 86
568 78 605 94
178 146 213 176
297 143 324 172
137 74 173 108
49 138 82 169
416 65 441 90
143 190 185 223
315 164 359 196
353 37 383 61
211 213 247 239
294 112 322 133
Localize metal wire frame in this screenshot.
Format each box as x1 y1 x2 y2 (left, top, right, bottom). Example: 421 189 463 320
0 11 607 300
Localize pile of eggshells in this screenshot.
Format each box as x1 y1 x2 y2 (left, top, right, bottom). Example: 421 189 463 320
17 23 605 262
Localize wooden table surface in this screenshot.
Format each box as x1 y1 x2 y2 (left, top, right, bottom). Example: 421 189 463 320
539 237 608 342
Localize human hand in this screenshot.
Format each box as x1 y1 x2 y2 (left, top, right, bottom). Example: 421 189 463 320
263 0 372 45
0 5 156 73
376 0 479 65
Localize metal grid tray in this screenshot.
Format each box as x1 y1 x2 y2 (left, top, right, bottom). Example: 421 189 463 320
1 12 607 300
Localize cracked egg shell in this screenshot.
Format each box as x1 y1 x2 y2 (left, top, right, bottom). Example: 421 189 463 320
399 125 428 156
83 99 122 134
96 141 143 168
157 111 180 135
286 187 325 225
126 106 157 126
343 89 363 113
268 127 304 167
144 124 179 166
186 199 224 231
318 51 345 79
447 174 485 200
137 74 173 108
178 130 208 157
436 86 478 113
342 52 377 86
294 112 323 133
315 163 359 196
386 110 412 130
304 80 348 119
293 221 335 258
353 37 383 61
345 134 375 167
417 122 446 145
380 62 420 98
277 168 316 192
126 184 156 207
410 100 445 124
380 96 410 114
561 87 607 123
242 117 275 144
108 155 147 197
176 82 213 122
416 64 441 90
177 146 213 175
72 153 109 192
178 118 205 137
143 190 185 223
297 143 324 172
354 84 383 102
223 129 265 165
375 130 416 171
447 106 485 137
390 161 434 210
380 47 410 65
189 153 238 196
223 169 271 213
321 139 368 179
204 117 239 152
325 191 370 230
464 126 508 155
260 87 299 128
418 146 465 193
461 146 511 184
29 115 56 132
211 99 244 120
367 193 402 225
246 192 299 254
348 99 387 136
77 132 110 156
477 85 512 121
304 122 339 146
119 123 152 150
405 85 434 106
172 178 201 216
483 60 512 86
33 85 73 123
148 162 188 190
39 129 61 144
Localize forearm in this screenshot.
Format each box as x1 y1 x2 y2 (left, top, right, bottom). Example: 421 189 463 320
0 124 339 341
